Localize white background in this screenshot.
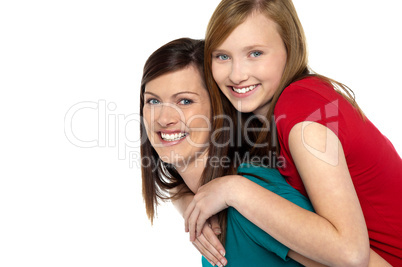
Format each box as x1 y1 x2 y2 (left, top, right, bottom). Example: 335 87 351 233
0 1 401 266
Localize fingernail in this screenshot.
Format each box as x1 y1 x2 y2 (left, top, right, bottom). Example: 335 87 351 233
220 250 225 257
217 262 223 267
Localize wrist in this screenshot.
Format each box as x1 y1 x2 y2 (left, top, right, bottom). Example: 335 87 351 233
225 175 247 208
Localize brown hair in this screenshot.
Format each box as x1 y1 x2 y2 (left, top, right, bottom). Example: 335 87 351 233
205 0 364 155
140 38 205 224
140 38 253 243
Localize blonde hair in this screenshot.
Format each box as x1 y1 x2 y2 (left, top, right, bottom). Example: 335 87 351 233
205 0 364 154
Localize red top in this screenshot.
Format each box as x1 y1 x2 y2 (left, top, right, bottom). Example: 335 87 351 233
275 76 402 265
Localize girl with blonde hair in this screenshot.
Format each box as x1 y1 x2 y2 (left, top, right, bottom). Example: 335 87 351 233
181 0 402 266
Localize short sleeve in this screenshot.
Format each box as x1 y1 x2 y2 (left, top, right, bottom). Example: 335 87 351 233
275 80 341 145
229 207 291 261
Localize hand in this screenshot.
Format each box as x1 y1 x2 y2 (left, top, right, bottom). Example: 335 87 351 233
184 176 233 242
192 216 227 266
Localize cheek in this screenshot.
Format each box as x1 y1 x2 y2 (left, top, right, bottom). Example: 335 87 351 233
187 113 211 131
260 59 285 82
186 111 211 142
212 62 224 84
142 109 150 125
274 54 287 76
142 110 153 138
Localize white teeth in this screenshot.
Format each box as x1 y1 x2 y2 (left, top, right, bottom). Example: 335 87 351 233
161 132 187 141
232 85 257 94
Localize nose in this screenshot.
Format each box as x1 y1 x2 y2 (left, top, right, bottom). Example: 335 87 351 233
229 59 248 85
156 103 180 127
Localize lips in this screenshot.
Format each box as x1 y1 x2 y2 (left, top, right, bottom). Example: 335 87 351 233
232 84 257 94
160 132 188 142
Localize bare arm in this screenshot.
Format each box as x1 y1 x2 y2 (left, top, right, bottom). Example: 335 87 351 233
288 250 327 267
288 249 390 267
185 122 373 266
231 122 369 265
368 250 392 267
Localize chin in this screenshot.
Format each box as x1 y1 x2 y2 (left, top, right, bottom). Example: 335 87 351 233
234 104 257 113
157 156 180 167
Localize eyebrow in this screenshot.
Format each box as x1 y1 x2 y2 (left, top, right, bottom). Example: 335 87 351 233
213 44 268 54
242 45 267 51
143 91 200 98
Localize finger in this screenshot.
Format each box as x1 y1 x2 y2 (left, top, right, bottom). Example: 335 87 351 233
188 207 200 242
184 200 196 233
196 213 209 238
193 233 227 267
201 225 227 265
192 238 219 266
203 224 226 259
209 215 222 235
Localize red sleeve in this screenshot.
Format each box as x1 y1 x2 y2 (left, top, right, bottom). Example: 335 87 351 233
275 78 344 145
274 77 356 196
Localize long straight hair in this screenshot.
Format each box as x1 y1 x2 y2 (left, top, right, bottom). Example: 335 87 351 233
140 38 205 224
205 0 364 155
140 38 253 244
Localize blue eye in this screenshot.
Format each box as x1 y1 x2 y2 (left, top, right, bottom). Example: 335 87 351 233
250 51 263 57
217 54 230 61
179 99 192 105
147 99 160 105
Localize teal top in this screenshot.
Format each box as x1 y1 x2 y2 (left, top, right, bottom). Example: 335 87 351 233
202 163 315 267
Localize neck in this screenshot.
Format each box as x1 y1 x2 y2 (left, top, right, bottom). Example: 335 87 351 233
174 150 208 193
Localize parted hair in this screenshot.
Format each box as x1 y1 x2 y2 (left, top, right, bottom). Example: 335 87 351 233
140 38 255 244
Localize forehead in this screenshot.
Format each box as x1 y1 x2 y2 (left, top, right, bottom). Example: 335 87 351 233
145 65 207 96
215 12 281 50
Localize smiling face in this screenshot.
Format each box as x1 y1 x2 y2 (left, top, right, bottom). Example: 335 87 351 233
142 65 211 167
211 12 287 116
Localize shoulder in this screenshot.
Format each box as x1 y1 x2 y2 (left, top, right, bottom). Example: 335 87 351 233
276 76 335 113
274 76 348 142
